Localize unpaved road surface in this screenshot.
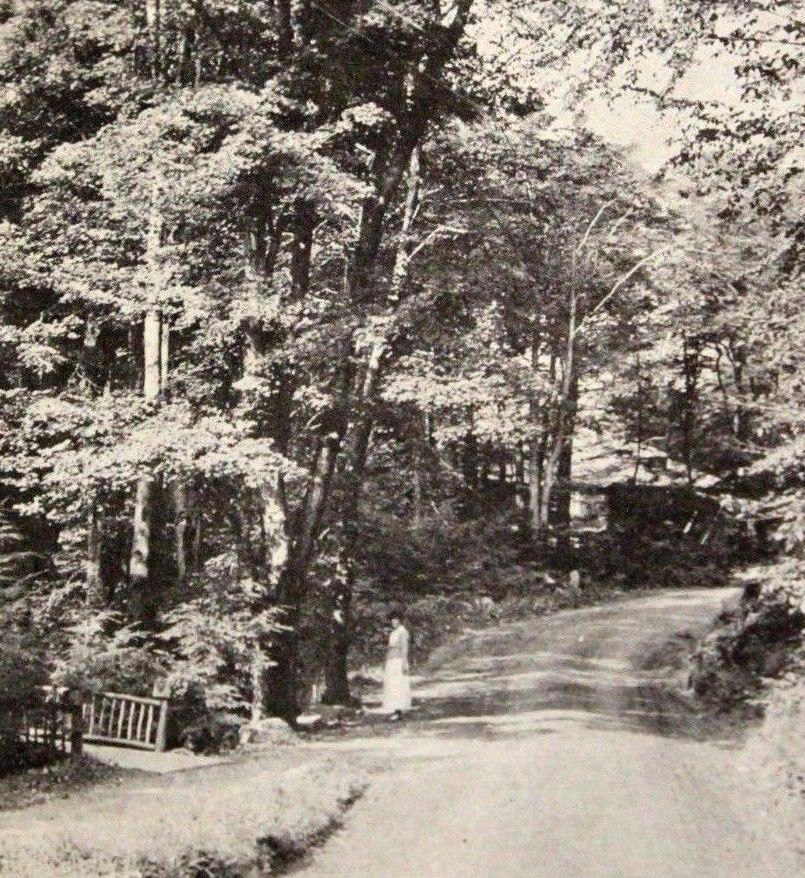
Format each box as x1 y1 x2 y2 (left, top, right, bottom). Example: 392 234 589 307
299 588 800 878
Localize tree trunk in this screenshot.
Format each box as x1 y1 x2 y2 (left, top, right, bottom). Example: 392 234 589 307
262 479 289 578
322 557 354 706
412 416 425 529
535 257 578 549
462 430 478 494
274 0 292 58
388 145 420 304
555 441 573 525
320 145 421 706
130 477 154 622
159 312 169 391
528 437 545 534
728 340 749 442
238 201 318 720
318 344 382 706
680 334 700 484
173 481 188 583
250 650 266 723
316 383 371 707
539 437 563 533
85 505 104 608
632 353 644 482
146 0 161 78
189 507 203 573
261 565 304 721
143 308 162 400
554 427 575 567
554 370 579 533
480 441 493 489
527 335 550 535
129 196 167 623
240 321 293 719
263 12 473 713
129 309 163 618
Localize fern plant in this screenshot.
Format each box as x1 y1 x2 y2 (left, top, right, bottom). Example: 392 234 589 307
158 553 286 717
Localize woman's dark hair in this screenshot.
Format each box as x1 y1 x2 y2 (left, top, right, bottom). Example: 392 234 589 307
388 606 405 623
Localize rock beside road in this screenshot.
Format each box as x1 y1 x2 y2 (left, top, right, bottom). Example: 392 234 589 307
296 713 324 732
240 717 297 746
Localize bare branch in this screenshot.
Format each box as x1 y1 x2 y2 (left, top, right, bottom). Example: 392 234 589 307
574 198 617 258
573 245 672 338
407 225 467 261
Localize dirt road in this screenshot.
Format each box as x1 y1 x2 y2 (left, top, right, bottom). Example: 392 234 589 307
299 588 799 878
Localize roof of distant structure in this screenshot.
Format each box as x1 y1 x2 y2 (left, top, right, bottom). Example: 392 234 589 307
569 430 721 491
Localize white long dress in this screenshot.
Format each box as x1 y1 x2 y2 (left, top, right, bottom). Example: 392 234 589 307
382 624 412 713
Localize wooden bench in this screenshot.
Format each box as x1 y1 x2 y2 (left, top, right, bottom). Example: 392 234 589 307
83 691 170 752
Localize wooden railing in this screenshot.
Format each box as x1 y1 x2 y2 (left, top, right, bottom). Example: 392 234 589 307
19 687 83 758
83 691 170 752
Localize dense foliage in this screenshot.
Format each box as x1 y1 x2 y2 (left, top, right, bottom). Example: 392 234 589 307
0 0 801 744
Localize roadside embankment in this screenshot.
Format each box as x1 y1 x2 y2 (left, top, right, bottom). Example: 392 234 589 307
0 755 368 877
686 560 805 861
737 664 805 862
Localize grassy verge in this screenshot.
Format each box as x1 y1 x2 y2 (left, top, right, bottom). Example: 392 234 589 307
0 754 133 814
0 756 367 877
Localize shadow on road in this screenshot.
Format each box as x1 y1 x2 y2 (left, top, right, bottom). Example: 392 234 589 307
336 589 742 746
412 675 710 741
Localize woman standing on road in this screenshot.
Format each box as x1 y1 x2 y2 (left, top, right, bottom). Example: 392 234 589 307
382 611 411 720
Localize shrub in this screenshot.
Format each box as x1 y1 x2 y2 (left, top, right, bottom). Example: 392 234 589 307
0 622 50 775
51 609 164 696
157 553 286 718
690 560 805 707
1 560 287 753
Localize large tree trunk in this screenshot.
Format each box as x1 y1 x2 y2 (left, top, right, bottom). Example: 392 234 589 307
321 557 354 706
261 564 304 721
319 386 375 705
261 5 473 716
240 315 293 720
239 200 324 720
129 198 168 623
319 344 381 705
534 258 578 550
250 483 290 724
129 310 160 620
321 146 422 706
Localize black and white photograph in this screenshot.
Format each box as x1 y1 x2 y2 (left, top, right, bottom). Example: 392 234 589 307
0 1 802 875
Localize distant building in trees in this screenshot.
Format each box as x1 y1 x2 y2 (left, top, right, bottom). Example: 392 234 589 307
567 430 721 534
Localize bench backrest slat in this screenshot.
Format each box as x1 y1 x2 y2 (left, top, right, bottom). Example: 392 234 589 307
81 690 169 752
